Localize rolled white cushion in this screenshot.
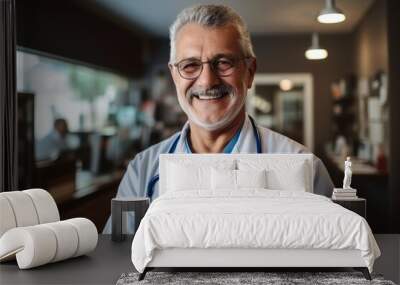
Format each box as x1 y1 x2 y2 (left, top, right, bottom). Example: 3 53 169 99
0 218 98 269
0 196 17 237
0 226 57 269
24 189 60 224
65 218 98 257
0 189 60 239
42 221 79 262
0 191 39 227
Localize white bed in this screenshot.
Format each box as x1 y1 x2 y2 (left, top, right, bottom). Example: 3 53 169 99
131 154 380 280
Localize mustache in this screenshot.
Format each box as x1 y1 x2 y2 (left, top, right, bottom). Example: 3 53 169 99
186 84 234 102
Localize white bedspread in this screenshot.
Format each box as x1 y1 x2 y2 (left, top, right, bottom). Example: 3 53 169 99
131 190 380 273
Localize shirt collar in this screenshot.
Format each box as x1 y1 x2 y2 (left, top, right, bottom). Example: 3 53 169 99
174 114 257 154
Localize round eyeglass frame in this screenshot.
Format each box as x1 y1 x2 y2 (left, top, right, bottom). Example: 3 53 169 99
172 56 253 80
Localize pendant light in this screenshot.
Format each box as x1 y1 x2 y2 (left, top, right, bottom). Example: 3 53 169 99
318 0 346 24
280 79 293 91
305 33 328 60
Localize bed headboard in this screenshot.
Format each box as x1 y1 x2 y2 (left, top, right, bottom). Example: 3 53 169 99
159 154 314 195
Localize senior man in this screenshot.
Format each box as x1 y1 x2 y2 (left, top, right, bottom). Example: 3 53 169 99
103 4 334 233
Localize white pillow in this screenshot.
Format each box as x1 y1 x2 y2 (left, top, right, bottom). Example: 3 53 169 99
266 167 307 191
211 168 236 190
167 162 209 191
166 160 235 192
211 168 267 190
237 169 267 189
237 159 309 192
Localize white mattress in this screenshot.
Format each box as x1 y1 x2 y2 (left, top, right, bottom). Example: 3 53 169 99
131 190 380 273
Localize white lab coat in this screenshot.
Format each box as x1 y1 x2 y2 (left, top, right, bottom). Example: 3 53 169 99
102 115 334 233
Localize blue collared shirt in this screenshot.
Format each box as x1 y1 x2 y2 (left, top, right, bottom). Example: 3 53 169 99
183 125 242 154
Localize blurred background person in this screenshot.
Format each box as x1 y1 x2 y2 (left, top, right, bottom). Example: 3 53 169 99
36 118 78 161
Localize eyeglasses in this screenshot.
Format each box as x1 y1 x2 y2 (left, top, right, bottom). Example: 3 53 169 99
172 56 251 80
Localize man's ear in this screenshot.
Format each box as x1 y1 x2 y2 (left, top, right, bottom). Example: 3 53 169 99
168 63 179 86
246 57 257 89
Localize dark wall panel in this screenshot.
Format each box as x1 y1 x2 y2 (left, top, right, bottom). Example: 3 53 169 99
387 0 400 232
353 0 400 233
353 0 388 77
16 0 145 77
0 0 18 192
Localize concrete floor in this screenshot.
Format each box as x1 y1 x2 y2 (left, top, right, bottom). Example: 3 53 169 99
374 234 400 284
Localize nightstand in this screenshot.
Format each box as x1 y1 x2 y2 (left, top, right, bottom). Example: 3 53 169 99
332 198 366 218
111 197 150 242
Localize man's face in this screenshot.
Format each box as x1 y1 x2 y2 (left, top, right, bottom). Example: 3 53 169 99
169 23 256 131
55 121 69 138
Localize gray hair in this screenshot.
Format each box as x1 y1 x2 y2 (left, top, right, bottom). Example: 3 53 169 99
169 4 255 63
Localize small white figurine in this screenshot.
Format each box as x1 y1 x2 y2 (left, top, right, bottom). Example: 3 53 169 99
343 156 352 189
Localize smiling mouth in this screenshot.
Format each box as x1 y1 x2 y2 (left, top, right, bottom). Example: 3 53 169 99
192 91 231 101
187 84 233 103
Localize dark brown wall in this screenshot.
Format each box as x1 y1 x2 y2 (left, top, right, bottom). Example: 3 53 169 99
16 0 146 77
353 0 400 233
252 34 355 154
353 0 388 77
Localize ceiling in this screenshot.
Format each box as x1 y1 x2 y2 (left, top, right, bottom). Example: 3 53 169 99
88 0 374 37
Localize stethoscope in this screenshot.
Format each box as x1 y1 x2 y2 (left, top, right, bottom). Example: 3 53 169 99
146 115 262 198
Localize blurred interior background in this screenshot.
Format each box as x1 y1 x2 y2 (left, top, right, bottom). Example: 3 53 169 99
14 0 400 236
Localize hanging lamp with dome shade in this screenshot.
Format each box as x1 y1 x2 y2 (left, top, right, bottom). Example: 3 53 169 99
305 33 328 60
317 0 346 24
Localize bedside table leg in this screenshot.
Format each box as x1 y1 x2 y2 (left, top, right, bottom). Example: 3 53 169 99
134 202 149 233
111 200 123 242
